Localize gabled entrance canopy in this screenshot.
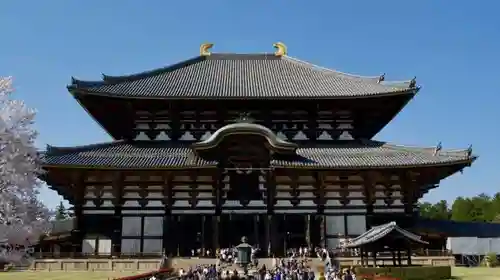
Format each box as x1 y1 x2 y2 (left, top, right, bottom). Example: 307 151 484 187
191 122 298 156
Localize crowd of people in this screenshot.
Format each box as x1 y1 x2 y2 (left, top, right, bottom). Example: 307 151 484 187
153 246 358 280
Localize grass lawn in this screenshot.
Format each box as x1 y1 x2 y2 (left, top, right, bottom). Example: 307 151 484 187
452 267 500 280
0 267 498 280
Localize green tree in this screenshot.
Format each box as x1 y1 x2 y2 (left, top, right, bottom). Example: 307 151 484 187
469 194 493 222
433 200 451 220
418 200 450 220
418 202 434 218
428 192 500 223
451 197 474 222
54 201 68 221
491 192 500 220
492 214 500 223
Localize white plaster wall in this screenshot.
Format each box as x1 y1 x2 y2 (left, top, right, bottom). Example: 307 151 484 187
325 216 345 235
122 217 142 236
143 239 163 254
121 239 141 254
346 215 366 235
82 238 96 254
144 216 163 236
98 239 112 255
327 238 340 249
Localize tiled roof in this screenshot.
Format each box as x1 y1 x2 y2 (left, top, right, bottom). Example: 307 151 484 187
40 140 475 169
345 221 428 248
68 53 418 99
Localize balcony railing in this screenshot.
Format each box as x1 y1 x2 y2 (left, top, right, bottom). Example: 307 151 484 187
334 249 452 258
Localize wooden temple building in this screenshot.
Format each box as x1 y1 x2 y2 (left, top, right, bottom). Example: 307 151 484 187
40 43 476 257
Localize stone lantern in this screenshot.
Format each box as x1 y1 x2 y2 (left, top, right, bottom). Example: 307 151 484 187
235 236 252 269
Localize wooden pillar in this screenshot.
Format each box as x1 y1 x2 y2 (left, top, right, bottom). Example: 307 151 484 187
176 215 181 257
71 172 85 256
360 248 364 267
213 216 219 254
253 215 259 247
111 172 123 256
266 170 276 215
163 173 174 256
201 215 206 254
138 182 148 256
314 172 326 248
270 215 278 256
264 214 271 257
362 172 376 229
305 214 311 249
401 172 417 216
212 170 223 254
283 214 287 254
265 170 276 256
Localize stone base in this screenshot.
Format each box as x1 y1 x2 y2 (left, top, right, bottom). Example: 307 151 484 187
30 258 162 271
335 256 455 267
29 256 455 271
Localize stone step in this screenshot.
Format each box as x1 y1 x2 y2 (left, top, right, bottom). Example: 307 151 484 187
169 257 325 271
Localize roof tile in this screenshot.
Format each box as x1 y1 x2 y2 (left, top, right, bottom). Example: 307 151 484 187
69 54 416 99
40 140 474 169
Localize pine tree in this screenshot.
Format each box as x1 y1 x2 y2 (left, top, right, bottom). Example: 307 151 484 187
55 201 68 221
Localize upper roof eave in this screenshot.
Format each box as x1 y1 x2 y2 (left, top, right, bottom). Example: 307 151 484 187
68 86 419 100
66 52 420 100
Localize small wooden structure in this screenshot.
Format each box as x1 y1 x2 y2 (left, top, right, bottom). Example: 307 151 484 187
344 221 428 267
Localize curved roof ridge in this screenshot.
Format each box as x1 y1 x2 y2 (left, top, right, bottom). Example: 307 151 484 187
69 56 205 88
69 76 106 88
381 142 475 158
283 55 380 80
283 55 414 88
45 140 127 154
381 80 413 85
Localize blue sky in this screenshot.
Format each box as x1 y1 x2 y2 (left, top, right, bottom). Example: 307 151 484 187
1 1 498 209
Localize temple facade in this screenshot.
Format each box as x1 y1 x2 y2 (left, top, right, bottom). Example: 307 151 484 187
40 43 476 257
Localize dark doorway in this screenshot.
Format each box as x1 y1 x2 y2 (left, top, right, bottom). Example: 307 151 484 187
284 214 307 251
272 214 286 256
219 214 256 248
310 214 323 248
177 215 202 256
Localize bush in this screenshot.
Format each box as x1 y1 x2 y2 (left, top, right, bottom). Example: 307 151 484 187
354 266 451 280
482 252 499 267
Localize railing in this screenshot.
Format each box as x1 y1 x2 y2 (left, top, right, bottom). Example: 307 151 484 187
333 249 452 258
34 252 165 259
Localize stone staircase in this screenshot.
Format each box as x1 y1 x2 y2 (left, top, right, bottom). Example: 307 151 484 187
169 257 325 271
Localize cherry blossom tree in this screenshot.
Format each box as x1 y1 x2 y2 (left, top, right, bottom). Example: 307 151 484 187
0 77 51 265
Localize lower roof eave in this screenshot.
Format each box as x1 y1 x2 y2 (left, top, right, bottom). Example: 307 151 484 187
40 160 474 173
